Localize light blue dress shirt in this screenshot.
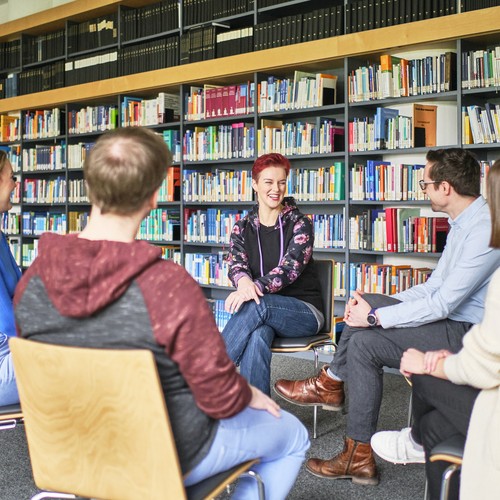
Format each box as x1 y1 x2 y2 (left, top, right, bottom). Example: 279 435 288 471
378 197 500 328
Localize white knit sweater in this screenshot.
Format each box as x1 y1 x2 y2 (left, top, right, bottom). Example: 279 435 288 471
444 268 500 499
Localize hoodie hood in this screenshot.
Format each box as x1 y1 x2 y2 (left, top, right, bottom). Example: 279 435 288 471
34 233 162 318
248 196 300 228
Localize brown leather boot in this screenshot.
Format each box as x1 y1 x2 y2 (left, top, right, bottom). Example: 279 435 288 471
306 437 379 485
274 366 344 410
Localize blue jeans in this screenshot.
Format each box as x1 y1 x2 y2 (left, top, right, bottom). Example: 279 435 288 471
222 294 320 395
184 407 310 500
0 334 19 406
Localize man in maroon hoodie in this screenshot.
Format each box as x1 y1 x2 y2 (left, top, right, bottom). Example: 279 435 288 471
13 127 309 500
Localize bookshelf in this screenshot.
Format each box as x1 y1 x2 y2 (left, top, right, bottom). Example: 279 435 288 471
1 1 500 328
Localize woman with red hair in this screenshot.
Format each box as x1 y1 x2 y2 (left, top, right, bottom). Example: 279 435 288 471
222 153 324 395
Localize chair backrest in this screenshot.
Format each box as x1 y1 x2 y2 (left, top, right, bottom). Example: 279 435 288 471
9 337 187 500
315 259 334 335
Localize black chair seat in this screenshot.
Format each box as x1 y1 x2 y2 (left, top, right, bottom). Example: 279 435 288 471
430 435 465 462
0 403 22 417
272 333 332 350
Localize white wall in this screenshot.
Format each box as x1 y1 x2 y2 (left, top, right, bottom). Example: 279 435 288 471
0 0 73 23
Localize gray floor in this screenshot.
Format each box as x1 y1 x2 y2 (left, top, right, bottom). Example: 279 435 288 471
0 354 425 500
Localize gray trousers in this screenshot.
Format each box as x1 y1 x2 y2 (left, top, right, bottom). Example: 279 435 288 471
329 294 472 443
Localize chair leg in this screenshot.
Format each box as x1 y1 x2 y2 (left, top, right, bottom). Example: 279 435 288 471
240 470 265 500
31 493 76 500
423 478 429 500
407 391 413 427
440 464 460 500
312 348 320 439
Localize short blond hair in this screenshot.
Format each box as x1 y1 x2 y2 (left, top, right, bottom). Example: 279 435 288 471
84 127 173 215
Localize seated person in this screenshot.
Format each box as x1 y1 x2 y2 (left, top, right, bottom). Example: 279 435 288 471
371 159 500 500
0 150 21 407
221 153 324 396
13 128 309 500
274 148 500 484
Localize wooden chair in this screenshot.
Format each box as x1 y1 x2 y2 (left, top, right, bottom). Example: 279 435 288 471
9 337 264 500
429 435 465 500
0 402 23 430
271 259 336 438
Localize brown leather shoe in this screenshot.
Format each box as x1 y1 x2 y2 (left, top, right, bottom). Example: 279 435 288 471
274 366 344 410
306 437 379 485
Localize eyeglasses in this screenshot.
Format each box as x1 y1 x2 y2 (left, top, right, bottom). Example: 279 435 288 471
419 180 440 191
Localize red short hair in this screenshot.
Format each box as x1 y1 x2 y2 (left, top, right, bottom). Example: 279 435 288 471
252 153 291 181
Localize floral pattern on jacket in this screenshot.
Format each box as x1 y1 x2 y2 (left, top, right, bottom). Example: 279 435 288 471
227 197 314 294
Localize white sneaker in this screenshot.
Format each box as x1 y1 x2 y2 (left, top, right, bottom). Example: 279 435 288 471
370 427 425 465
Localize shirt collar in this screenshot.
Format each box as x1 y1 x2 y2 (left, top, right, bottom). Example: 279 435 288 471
449 196 487 229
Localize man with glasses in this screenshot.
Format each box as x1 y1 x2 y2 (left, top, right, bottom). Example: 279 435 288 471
274 148 500 485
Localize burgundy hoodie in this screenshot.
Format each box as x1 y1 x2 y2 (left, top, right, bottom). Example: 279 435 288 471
14 233 252 473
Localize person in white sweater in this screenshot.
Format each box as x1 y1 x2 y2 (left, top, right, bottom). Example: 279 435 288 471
370 158 500 500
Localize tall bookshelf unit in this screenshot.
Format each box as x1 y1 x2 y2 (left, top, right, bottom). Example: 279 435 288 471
1 0 500 329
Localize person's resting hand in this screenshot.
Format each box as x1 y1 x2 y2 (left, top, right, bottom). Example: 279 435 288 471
423 349 452 374
344 290 371 327
224 276 263 314
400 348 426 377
248 386 281 418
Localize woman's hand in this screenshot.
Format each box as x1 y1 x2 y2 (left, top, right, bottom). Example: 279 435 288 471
423 349 452 374
400 348 426 377
224 276 263 314
248 386 281 418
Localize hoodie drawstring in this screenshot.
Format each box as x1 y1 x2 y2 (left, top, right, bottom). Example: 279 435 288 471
256 214 284 277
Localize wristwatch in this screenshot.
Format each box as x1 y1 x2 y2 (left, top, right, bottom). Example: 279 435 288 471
367 308 378 326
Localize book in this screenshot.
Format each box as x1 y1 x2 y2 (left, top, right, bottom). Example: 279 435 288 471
413 103 437 147
374 107 399 149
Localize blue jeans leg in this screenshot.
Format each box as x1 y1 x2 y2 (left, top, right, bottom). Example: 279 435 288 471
0 334 19 406
222 295 319 395
184 407 310 500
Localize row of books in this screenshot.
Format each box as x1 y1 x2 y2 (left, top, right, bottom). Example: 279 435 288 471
216 27 254 58
23 108 63 140
121 94 180 127
68 106 118 135
65 50 118 87
258 72 337 113
23 178 66 204
307 213 346 250
10 183 20 204
461 44 500 89
67 13 118 54
348 51 456 103
137 209 181 242
349 111 413 152
0 115 20 142
349 208 449 253
120 0 179 42
185 83 255 121
2 145 21 171
180 25 220 64
347 261 433 296
22 30 65 66
183 123 255 161
22 212 67 236
120 37 179 76
462 104 500 145
462 0 500 11
184 251 231 287
346 0 457 34
183 0 254 26
159 245 181 264
207 299 232 332
287 164 345 202
68 211 89 234
67 143 95 170
21 241 37 268
68 180 88 204
257 119 345 156
254 6 344 51
162 130 182 164
2 213 20 234
22 145 66 171
350 161 427 201
19 61 66 96
183 169 253 202
0 39 20 71
184 208 249 244
158 166 181 203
